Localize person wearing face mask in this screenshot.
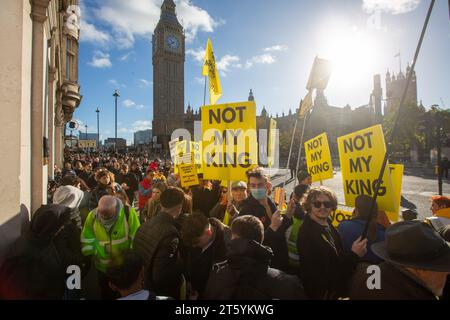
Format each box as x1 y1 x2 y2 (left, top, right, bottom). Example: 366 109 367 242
134 187 186 299
238 168 277 229
81 195 141 300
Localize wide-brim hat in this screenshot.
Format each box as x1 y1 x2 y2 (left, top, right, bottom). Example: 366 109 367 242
371 221 450 272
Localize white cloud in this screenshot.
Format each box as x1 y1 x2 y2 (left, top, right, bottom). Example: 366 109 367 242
136 104 145 110
123 99 136 108
186 48 206 62
80 21 111 45
132 120 152 131
216 55 241 75
139 79 153 88
264 45 288 52
194 77 204 85
362 0 421 14
119 51 135 61
108 79 127 88
88 0 220 49
176 0 223 42
119 128 132 133
245 54 276 69
88 51 112 68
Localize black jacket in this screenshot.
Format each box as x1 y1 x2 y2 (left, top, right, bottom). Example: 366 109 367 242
184 218 231 298
192 183 221 217
134 211 184 299
116 172 139 202
0 205 76 300
297 214 359 299
238 196 277 229
203 238 306 300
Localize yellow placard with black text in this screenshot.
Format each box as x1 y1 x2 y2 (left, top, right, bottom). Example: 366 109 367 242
201 101 258 181
337 125 396 212
179 163 199 188
304 132 333 182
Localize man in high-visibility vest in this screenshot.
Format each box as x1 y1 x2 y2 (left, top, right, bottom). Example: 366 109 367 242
81 195 140 299
285 184 310 273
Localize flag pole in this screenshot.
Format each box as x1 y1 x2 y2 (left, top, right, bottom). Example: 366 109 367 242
362 0 435 239
294 110 309 186
282 101 302 190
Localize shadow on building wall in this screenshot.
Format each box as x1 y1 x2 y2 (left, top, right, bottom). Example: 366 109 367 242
0 204 30 266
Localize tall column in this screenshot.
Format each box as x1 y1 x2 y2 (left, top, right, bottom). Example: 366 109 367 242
47 33 56 179
30 0 50 214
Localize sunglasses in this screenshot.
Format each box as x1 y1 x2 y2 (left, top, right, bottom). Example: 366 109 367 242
312 201 333 209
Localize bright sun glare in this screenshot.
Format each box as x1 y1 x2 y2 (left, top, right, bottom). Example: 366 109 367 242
318 23 379 90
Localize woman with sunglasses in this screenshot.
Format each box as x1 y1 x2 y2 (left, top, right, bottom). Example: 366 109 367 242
296 186 367 300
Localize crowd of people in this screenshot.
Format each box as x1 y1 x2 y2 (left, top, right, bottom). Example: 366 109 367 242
0 150 449 300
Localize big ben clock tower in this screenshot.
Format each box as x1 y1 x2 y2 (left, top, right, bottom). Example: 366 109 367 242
152 0 185 154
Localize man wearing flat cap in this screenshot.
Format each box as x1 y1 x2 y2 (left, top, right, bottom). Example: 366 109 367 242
349 221 450 300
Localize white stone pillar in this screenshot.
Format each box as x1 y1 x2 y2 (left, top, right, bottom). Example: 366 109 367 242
30 0 50 214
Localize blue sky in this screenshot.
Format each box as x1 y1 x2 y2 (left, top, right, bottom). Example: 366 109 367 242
74 0 450 145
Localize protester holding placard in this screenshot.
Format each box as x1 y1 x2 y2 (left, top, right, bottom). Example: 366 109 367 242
297 187 368 299
238 168 292 272
284 184 310 273
338 195 386 264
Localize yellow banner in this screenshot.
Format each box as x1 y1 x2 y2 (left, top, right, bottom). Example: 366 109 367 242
304 132 333 183
385 164 403 222
201 101 258 181
268 118 277 168
299 91 313 118
179 163 199 188
202 38 222 105
337 125 396 212
330 208 353 228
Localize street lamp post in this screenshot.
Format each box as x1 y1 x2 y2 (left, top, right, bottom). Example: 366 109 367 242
113 89 120 154
437 125 443 196
96 107 100 153
85 124 88 155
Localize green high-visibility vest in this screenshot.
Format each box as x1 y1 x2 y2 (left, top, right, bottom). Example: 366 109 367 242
287 217 303 267
81 205 140 273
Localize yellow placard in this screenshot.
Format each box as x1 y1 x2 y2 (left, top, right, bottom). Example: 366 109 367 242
385 164 403 222
190 141 203 174
268 118 277 168
304 132 333 182
201 101 258 181
78 140 97 148
337 125 396 212
330 209 353 227
179 163 199 188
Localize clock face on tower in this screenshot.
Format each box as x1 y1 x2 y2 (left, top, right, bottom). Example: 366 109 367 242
166 35 180 50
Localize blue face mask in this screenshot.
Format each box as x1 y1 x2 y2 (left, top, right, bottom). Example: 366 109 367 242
251 188 267 200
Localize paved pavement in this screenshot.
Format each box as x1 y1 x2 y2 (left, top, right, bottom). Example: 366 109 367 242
268 168 450 221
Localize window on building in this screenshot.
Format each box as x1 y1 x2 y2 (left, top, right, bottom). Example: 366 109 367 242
66 36 77 81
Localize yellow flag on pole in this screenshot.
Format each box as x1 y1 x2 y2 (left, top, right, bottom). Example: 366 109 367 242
202 38 222 105
299 90 313 118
